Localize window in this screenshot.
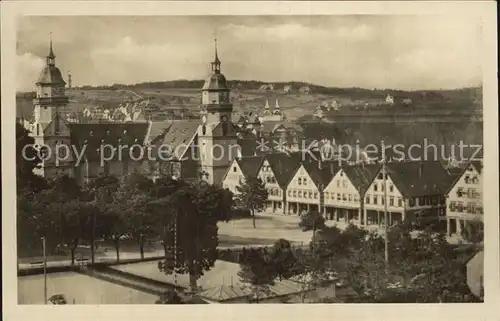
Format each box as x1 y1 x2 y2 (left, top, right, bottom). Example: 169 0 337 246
288 190 292 197
298 178 302 185
381 184 385 192
233 166 237 172
202 125 206 135
373 196 378 205
457 187 464 197
389 184 394 192
378 173 383 180
298 190 302 198
366 196 370 204
342 194 347 201
342 180 348 188
348 194 352 202
314 192 318 199
471 176 479 184
409 198 416 207
464 175 470 184
303 178 308 186
309 191 313 199
449 202 456 211
374 184 378 192
293 190 297 197
381 197 385 205
325 192 329 200
418 197 425 206
337 180 340 188
456 202 464 212
398 198 403 207
389 197 394 206
337 193 341 200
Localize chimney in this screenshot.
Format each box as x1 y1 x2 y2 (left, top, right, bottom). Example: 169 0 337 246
419 163 424 178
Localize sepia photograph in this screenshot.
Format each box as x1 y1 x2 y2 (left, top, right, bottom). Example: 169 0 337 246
2 1 498 317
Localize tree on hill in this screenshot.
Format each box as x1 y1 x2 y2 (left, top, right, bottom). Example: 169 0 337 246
235 177 268 228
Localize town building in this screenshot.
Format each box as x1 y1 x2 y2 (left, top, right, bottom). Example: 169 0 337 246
222 155 264 195
257 153 299 213
285 161 334 215
323 164 379 225
26 39 240 186
445 161 483 240
363 161 455 227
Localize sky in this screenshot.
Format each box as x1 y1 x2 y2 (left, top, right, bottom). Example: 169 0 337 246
16 15 483 92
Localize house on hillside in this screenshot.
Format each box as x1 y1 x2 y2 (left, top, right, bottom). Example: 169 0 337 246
258 84 274 92
385 94 394 105
299 86 311 94
401 98 412 106
445 161 483 241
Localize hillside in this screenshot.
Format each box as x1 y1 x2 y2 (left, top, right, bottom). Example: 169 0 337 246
16 80 482 122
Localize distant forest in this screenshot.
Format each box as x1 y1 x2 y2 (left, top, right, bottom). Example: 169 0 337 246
17 80 481 102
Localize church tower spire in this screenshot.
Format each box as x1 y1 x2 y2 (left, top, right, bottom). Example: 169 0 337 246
199 38 238 186
47 32 56 66
211 38 221 73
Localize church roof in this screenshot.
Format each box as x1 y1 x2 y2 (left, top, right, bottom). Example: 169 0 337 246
155 121 199 161
202 73 229 91
36 65 66 86
68 122 150 161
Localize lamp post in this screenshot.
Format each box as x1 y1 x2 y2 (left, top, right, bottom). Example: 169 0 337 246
42 236 47 304
381 141 389 273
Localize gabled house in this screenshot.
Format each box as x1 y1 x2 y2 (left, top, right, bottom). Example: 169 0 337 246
323 164 380 225
363 161 456 228
445 161 483 240
285 160 334 215
257 153 300 213
222 156 265 195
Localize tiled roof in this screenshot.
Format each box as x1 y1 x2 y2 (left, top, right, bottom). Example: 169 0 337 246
147 121 173 143
158 121 199 160
302 160 336 190
237 156 265 179
343 163 381 195
199 284 251 302
386 161 454 197
444 160 483 195
202 73 229 91
199 279 306 302
36 65 66 86
68 122 150 161
265 153 301 189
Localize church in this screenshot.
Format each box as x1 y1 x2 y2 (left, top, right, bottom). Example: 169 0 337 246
25 39 241 186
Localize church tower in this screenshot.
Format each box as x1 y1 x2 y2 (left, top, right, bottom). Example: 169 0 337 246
198 39 239 185
31 37 74 178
